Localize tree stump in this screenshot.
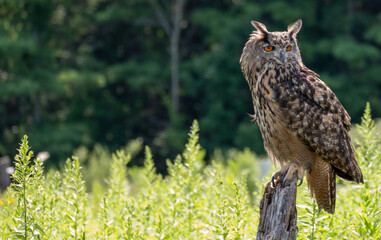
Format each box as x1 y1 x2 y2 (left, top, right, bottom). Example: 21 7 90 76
0 156 12 192
256 172 299 240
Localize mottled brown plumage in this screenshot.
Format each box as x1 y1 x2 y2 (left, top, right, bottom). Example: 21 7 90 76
240 19 363 214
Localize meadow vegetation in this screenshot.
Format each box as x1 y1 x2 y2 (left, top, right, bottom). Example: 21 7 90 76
0 104 380 239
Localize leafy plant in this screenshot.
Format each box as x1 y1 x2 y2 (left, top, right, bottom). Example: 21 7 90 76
1 106 381 239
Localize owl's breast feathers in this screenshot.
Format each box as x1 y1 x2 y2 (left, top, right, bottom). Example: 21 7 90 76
256 66 363 183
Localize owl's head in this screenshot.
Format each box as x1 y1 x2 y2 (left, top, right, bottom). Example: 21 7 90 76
243 19 303 68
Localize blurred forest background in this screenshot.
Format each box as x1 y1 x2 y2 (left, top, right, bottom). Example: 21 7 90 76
1 0 381 172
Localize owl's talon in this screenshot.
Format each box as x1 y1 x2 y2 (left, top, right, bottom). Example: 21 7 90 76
271 171 281 188
271 175 276 188
297 178 303 186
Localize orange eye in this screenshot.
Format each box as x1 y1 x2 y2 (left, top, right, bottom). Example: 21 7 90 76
264 45 274 52
286 45 292 51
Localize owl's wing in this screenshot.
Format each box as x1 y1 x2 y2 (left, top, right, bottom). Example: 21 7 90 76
274 69 362 182
294 69 352 130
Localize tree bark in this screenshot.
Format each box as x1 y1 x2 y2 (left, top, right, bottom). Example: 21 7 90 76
170 0 185 114
33 93 41 125
256 172 299 240
149 0 186 114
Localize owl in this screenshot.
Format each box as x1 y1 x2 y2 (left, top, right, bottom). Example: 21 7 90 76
240 19 363 214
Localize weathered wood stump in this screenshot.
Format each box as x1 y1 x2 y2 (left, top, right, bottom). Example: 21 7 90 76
0 156 11 192
256 172 299 240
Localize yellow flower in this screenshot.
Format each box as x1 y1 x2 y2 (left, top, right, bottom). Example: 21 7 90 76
8 197 15 204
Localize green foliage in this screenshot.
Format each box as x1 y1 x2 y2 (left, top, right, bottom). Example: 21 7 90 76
10 136 46 239
2 0 381 165
73 138 142 196
61 157 87 239
352 103 381 239
297 190 330 240
1 108 381 239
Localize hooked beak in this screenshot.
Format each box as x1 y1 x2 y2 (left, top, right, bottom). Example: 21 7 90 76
279 50 286 63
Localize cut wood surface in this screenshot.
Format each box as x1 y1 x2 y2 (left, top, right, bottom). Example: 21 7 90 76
256 172 299 240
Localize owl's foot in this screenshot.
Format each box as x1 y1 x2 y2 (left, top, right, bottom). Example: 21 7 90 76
271 162 304 188
271 171 281 188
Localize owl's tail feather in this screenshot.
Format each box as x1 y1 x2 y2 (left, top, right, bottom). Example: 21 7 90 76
306 158 336 214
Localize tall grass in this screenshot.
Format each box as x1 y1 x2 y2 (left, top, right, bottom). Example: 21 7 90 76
0 106 380 239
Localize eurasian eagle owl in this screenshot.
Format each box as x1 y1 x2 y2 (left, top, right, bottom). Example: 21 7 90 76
240 19 363 213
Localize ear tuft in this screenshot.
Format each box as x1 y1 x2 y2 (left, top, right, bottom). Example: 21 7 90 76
251 20 269 35
288 19 302 38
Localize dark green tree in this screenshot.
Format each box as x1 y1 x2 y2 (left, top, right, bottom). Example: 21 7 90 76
0 0 380 169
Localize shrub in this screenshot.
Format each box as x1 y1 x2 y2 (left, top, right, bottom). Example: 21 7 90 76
0 106 380 239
